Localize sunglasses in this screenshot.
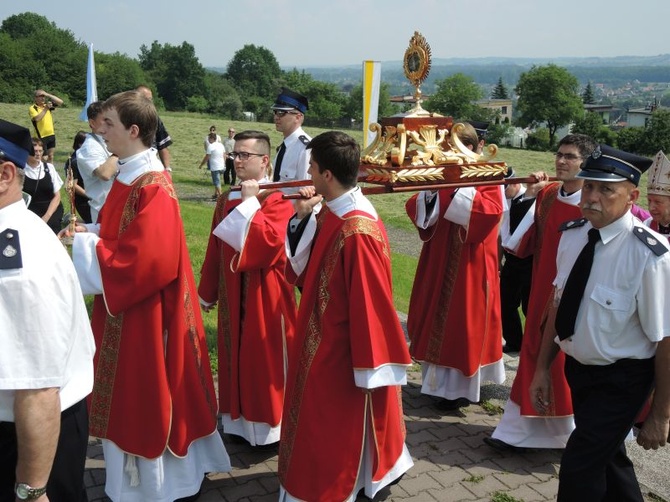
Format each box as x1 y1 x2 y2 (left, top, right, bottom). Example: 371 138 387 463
273 110 299 117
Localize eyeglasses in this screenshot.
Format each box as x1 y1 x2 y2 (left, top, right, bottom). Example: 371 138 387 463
228 130 235 133
555 152 582 161
273 109 299 117
227 151 265 161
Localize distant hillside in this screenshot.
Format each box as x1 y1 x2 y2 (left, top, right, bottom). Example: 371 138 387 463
209 54 670 95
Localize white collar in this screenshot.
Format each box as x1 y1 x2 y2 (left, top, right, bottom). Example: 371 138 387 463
116 148 164 185
326 187 377 219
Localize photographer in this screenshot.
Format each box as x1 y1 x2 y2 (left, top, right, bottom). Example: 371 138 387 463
28 89 63 164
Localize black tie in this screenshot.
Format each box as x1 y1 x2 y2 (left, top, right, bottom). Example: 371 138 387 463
555 228 601 341
273 142 286 182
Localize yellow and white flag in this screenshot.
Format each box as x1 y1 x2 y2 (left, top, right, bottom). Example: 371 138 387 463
362 60 381 148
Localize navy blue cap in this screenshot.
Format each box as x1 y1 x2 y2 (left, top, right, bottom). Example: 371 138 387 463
271 88 308 114
577 144 652 186
467 120 489 140
0 119 33 167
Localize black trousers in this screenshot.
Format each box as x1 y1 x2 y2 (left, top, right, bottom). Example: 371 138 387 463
0 398 89 502
558 356 654 502
224 158 236 185
499 253 532 351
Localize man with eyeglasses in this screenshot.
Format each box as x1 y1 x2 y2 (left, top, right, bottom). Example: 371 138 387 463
271 88 311 184
29 89 63 164
485 134 597 453
199 130 297 447
223 127 236 185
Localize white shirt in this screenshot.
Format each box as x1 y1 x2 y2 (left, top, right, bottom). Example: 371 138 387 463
22 161 63 192
0 200 95 421
76 133 113 223
503 187 582 253
274 127 311 183
203 134 222 150
554 211 670 365
413 186 478 231
206 141 225 172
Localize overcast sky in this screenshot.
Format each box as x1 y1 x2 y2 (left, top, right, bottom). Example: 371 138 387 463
2 0 668 68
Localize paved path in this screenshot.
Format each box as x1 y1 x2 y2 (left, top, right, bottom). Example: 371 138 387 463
84 349 668 502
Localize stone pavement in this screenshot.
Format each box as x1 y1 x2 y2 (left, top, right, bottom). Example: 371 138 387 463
84 349 669 502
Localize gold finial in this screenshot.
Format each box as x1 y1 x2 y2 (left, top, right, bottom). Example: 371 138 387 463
403 31 432 115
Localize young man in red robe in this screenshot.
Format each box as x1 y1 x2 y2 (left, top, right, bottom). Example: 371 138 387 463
405 123 505 411
278 131 413 501
198 130 297 446
485 134 597 451
69 91 230 501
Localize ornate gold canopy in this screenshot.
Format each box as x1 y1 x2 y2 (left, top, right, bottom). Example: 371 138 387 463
359 31 506 185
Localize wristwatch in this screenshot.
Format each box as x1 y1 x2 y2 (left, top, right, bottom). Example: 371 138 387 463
15 483 47 500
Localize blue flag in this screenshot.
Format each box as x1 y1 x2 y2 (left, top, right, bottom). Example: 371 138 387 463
79 43 98 121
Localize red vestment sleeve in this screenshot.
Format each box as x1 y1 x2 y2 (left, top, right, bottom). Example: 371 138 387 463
96 183 182 316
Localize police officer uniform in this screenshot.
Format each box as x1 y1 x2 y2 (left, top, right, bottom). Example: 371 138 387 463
271 88 311 183
0 120 96 502
552 145 670 501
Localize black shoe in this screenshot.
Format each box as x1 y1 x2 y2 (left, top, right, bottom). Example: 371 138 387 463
502 345 520 354
483 436 528 453
435 397 470 411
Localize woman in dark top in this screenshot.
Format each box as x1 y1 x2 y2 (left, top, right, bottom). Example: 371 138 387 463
23 138 64 233
64 131 92 223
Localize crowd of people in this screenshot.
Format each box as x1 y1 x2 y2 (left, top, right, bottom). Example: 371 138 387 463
1 85 669 502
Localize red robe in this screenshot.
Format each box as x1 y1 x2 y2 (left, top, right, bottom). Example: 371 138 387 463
198 190 297 428
279 206 411 502
89 171 219 459
508 183 579 417
406 186 503 375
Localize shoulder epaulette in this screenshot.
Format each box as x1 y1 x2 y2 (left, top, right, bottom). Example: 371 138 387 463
559 217 588 232
298 135 310 146
633 226 669 256
0 228 23 269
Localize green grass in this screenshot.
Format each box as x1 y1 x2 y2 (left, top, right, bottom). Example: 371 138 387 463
480 400 505 416
465 474 484 483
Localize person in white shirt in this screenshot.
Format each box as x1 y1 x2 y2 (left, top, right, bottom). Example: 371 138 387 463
199 132 226 200
531 144 670 501
76 101 118 223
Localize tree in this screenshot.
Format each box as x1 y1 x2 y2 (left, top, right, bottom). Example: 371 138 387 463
226 44 282 117
345 82 398 124
0 32 47 102
139 41 206 111
641 109 670 155
491 77 509 99
617 126 645 154
1 12 85 101
202 72 243 118
96 52 146 100
515 64 583 147
486 123 512 146
278 69 350 127
425 73 487 121
582 81 596 104
571 111 603 140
